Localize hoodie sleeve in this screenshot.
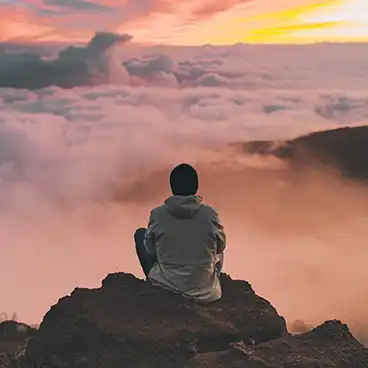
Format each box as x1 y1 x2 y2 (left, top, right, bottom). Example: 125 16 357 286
144 210 157 257
212 209 226 254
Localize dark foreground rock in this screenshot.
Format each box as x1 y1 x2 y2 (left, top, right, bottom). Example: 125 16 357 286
187 320 368 368
26 273 287 368
0 321 37 368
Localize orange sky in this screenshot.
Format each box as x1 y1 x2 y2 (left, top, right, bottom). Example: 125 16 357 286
0 0 367 45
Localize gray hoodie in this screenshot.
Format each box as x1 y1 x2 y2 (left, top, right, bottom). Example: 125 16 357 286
144 195 226 302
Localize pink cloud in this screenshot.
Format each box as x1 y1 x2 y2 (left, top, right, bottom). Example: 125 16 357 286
0 0 253 43
191 0 252 19
1 9 368 347
0 0 167 42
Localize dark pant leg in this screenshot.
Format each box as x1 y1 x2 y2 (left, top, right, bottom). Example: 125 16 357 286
134 228 156 277
215 253 224 276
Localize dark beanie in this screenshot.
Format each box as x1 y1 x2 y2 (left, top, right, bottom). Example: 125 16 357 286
169 164 199 196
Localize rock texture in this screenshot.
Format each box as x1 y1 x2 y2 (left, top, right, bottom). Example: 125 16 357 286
0 321 37 368
26 273 287 368
187 320 368 368
237 125 368 181
277 126 368 180
5 271 364 367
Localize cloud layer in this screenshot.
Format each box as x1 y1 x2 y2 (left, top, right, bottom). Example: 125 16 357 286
0 41 368 345
1 34 368 91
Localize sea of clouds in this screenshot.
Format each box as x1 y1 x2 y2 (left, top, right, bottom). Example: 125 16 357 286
1 34 368 344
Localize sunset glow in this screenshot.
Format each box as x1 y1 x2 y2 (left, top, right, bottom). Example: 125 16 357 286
0 0 367 45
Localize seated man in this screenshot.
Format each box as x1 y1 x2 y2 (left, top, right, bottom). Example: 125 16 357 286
134 163 226 302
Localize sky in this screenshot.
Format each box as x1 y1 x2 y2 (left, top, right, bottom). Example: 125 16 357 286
0 0 368 44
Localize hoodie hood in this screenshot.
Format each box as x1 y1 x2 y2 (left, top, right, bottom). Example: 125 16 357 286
164 195 203 219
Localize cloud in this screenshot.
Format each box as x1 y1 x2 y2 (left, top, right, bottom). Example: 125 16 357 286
43 0 113 13
0 0 166 42
191 0 251 19
123 54 173 79
1 0 364 46
2 37 368 91
0 32 132 89
0 40 368 347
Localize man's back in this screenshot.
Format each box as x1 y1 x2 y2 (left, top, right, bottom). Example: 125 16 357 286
144 195 226 302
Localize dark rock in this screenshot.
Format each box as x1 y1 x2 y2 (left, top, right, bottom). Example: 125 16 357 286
26 273 287 368
0 321 37 368
187 320 368 367
237 125 368 181
0 321 36 341
277 126 368 180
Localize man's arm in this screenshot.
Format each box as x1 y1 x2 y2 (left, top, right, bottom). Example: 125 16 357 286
212 210 226 254
144 211 157 257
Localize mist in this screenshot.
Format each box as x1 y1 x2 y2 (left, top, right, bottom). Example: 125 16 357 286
1 39 368 345
112 149 368 343
2 145 368 345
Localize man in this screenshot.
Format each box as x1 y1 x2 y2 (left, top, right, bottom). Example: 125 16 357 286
134 163 226 302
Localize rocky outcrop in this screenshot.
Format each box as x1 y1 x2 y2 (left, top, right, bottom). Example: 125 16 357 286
26 273 287 368
277 126 368 180
187 320 368 367
0 321 37 368
237 125 368 180
9 272 366 367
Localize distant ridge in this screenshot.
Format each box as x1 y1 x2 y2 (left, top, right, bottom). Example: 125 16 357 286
236 125 368 180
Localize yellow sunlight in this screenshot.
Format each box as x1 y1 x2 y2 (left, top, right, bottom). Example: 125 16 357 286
126 0 368 45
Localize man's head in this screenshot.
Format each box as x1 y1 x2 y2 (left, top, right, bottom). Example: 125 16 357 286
170 164 199 196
